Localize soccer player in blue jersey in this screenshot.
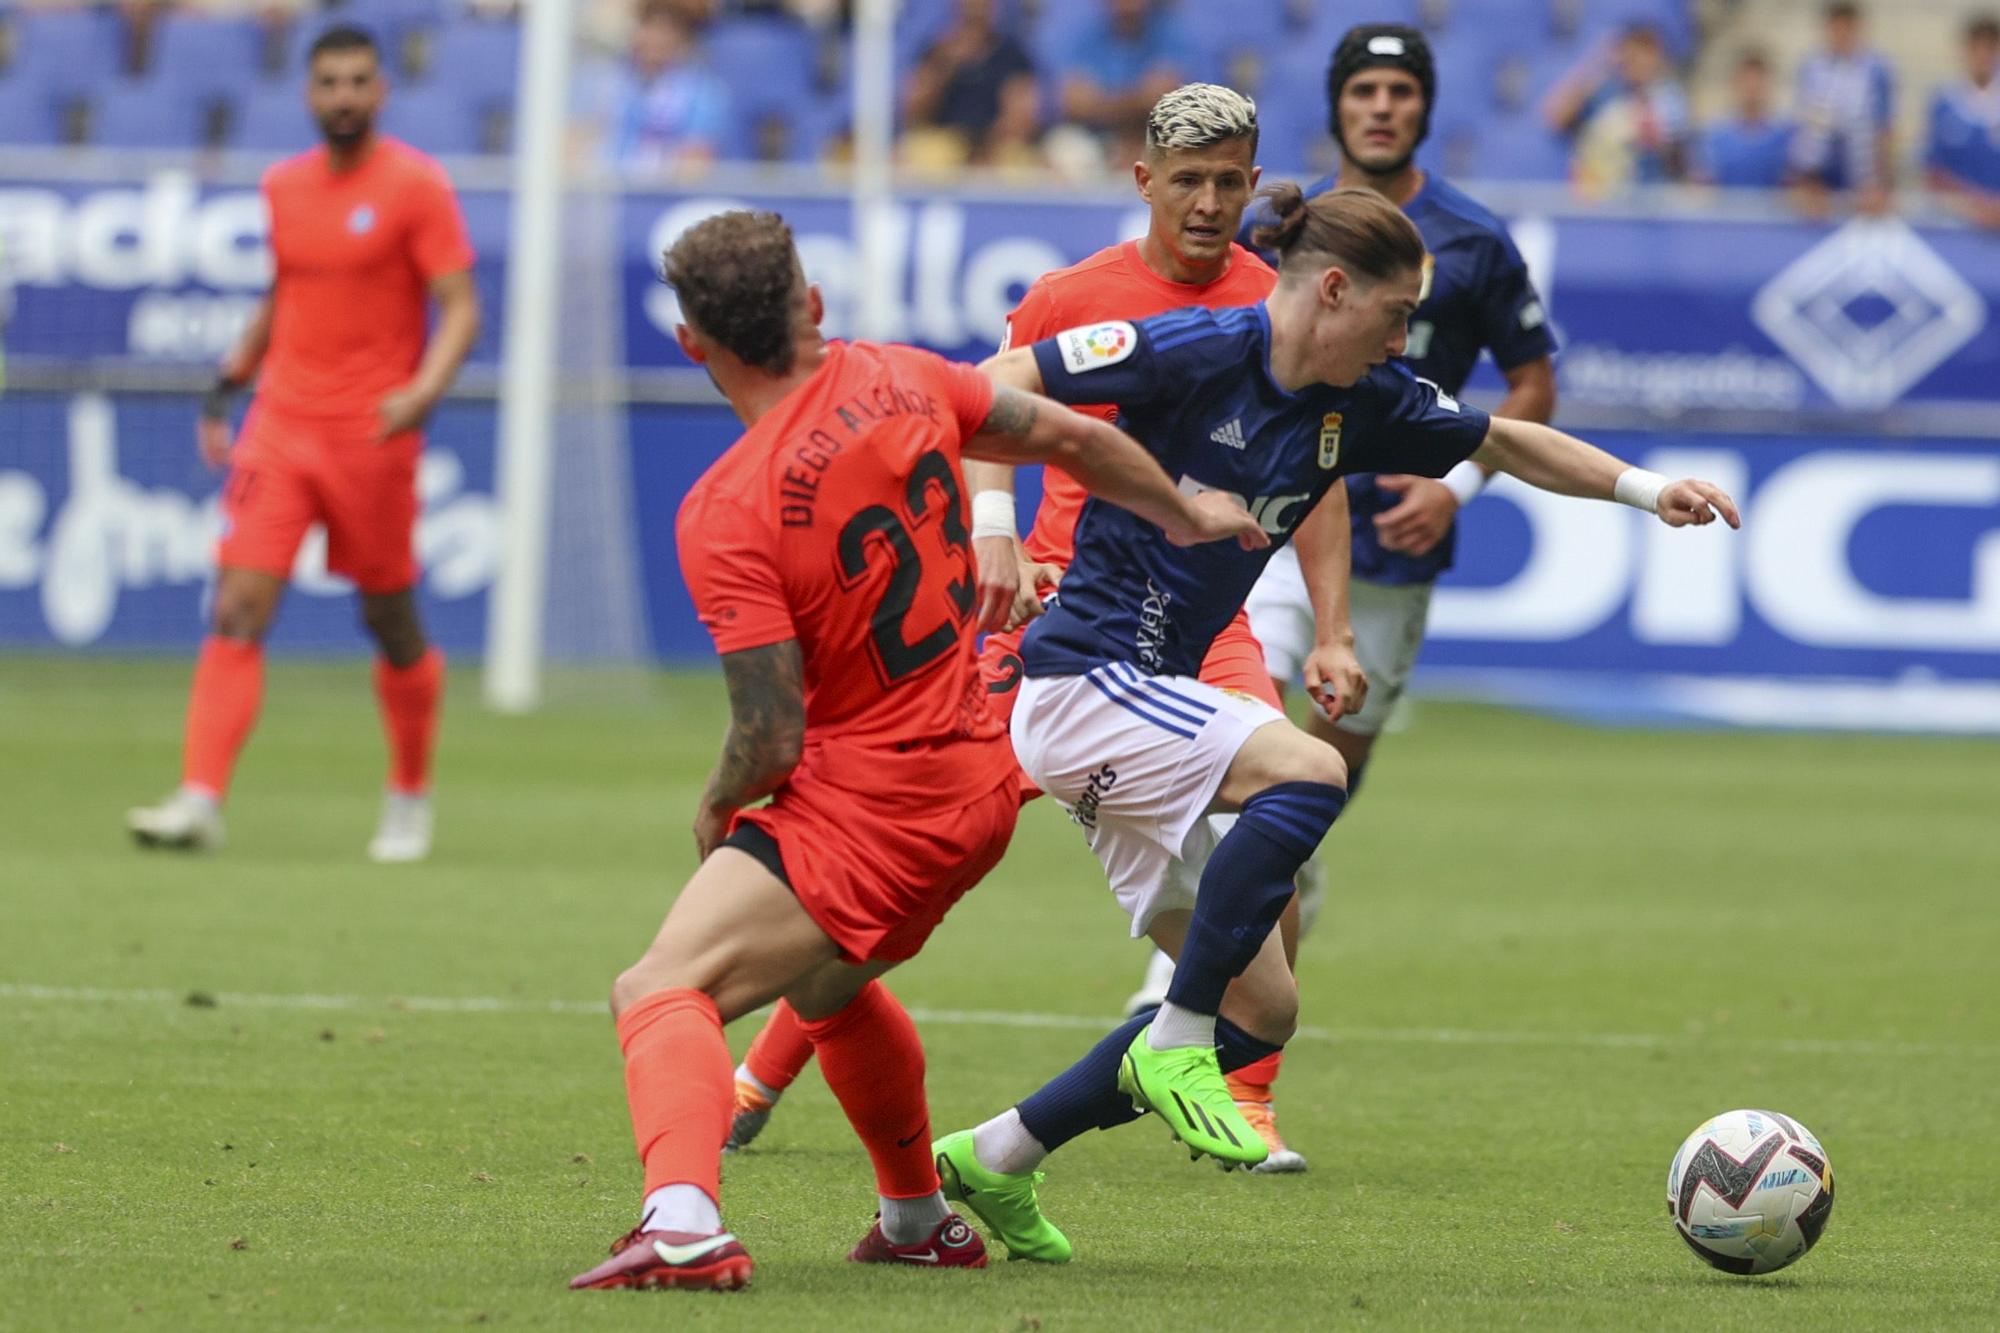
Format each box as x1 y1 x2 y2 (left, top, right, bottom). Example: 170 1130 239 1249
1123 24 1566 1163
931 183 1737 1258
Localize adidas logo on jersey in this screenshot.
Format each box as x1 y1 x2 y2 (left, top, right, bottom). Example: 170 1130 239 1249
1209 419 1247 450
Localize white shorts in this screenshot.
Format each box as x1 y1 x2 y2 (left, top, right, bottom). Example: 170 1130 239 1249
1243 546 1435 737
1011 663 1286 936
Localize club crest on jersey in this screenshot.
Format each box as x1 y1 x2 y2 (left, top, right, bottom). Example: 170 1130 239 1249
347 204 376 235
1058 321 1137 373
1317 412 1343 469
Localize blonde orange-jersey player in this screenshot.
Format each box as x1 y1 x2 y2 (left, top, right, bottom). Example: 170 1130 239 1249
125 25 479 862
726 85 1363 1180
567 209 1263 1291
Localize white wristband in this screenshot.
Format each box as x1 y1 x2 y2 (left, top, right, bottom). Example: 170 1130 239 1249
1613 467 1669 515
970 489 1017 541
1441 460 1488 508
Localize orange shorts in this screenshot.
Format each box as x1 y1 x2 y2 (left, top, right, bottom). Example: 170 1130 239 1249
735 765 1020 964
978 607 1280 802
217 403 422 595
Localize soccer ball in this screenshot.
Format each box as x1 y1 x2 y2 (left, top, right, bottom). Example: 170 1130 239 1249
1667 1108 1835 1275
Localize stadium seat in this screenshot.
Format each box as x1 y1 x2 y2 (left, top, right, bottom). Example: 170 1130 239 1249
706 15 815 111
381 82 487 155
1173 0 1290 87
0 75 62 147
705 15 816 161
229 83 319 153
1430 30 1501 112
91 80 210 151
1253 48 1332 177
793 92 850 164
342 0 448 46
1297 0 1421 51
148 15 267 105
1464 111 1572 183
6 7 125 102
424 18 520 117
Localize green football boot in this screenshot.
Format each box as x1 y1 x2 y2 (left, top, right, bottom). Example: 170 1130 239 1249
1117 1028 1269 1168
932 1130 1072 1263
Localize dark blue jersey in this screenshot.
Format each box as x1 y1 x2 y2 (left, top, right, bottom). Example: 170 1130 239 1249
1019 304 1489 679
1241 174 1557 584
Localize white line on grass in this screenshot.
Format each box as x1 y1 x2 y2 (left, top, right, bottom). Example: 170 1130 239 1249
0 982 1985 1060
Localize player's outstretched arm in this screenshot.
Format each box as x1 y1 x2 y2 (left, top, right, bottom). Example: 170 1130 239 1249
1472 418 1742 529
694 640 806 859
963 384 1267 551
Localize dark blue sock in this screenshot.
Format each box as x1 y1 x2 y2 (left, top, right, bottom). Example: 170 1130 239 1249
1216 1017 1283 1073
1166 781 1347 1017
1015 1007 1286 1153
1017 1009 1151 1151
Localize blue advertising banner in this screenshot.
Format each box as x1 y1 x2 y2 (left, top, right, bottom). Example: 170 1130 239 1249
0 391 498 654
4 387 1997 727
6 172 2000 413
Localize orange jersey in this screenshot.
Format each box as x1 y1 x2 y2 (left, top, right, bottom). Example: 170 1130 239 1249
1002 240 1276 568
257 137 474 422
677 341 1015 807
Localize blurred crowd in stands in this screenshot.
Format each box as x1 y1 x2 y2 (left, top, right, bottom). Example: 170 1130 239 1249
4 0 2000 224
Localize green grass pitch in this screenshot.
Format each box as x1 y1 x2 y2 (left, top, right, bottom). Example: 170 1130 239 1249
3 657 1996 1330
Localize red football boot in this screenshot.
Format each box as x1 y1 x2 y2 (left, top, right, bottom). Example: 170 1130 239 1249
847 1213 988 1268
568 1227 754 1291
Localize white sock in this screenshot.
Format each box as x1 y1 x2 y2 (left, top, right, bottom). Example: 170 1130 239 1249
178 785 221 811
878 1190 950 1245
640 1183 721 1236
971 1107 1048 1176
1146 1000 1216 1051
732 1062 780 1104
1141 947 1177 999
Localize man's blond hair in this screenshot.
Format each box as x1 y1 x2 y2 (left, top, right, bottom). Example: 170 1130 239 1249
1145 82 1259 156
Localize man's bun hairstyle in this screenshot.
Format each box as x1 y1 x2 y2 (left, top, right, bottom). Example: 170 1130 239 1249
1250 183 1426 282
1325 23 1436 149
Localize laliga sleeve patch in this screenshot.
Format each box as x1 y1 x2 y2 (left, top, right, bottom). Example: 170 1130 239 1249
1057 321 1138 373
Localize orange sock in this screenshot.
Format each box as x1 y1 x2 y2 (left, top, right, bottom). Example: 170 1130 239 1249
616 987 731 1200
181 635 264 799
373 648 443 795
743 1001 816 1095
1226 1050 1285 1104
799 980 937 1199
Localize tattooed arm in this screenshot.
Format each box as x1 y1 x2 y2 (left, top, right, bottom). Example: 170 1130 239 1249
694 639 807 859
963 379 1266 551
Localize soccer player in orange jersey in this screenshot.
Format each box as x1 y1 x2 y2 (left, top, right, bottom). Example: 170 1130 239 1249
725 83 1360 1176
126 25 479 862
566 211 1262 1292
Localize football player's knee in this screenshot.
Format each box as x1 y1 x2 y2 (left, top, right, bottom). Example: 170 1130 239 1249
211 591 273 642
611 952 708 1015
608 965 654 1016
360 594 425 658
1293 744 1348 793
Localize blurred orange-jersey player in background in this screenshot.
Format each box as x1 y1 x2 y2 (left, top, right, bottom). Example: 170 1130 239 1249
566 208 1260 1292
126 23 481 863
725 83 1364 1181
